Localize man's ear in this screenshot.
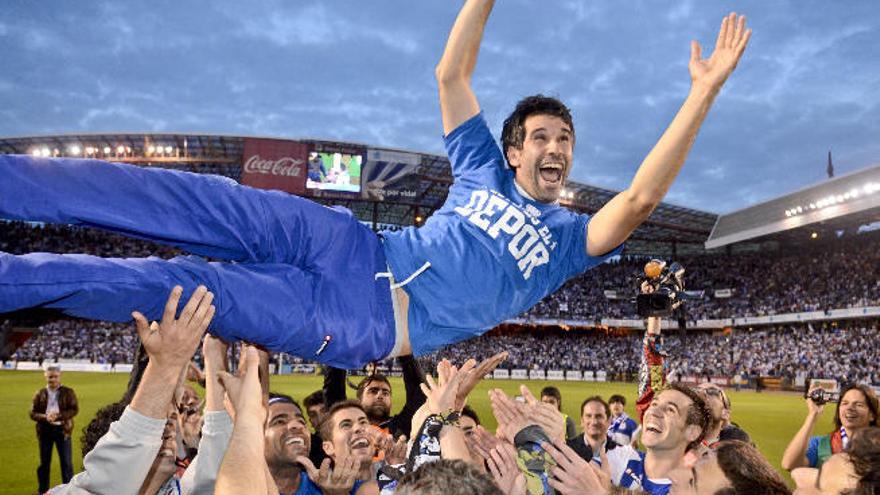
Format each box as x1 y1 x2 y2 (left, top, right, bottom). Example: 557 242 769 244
507 147 522 169
684 424 702 444
322 439 335 458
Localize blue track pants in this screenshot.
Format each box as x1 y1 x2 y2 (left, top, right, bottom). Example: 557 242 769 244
0 155 396 368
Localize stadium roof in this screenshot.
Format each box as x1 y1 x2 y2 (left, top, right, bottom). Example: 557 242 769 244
706 163 880 249
0 132 718 257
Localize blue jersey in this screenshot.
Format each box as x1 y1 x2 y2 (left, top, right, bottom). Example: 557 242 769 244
608 413 641 446
607 446 671 495
382 113 621 356
286 472 363 495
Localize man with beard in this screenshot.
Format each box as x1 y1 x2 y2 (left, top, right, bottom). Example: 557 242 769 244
356 368 427 440
264 393 324 495
694 382 750 451
0 2 751 371
328 354 425 439
783 383 880 471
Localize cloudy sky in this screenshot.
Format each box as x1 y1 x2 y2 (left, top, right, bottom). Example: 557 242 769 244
1 1 878 214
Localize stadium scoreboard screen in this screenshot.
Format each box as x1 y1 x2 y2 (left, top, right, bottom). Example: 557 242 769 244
306 150 363 193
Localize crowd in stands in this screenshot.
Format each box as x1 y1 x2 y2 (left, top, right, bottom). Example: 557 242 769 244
0 221 181 259
3 220 879 325
9 319 137 365
11 314 880 387
525 232 880 321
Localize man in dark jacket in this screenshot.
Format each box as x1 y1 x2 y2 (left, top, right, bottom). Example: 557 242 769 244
567 396 620 464
30 364 79 493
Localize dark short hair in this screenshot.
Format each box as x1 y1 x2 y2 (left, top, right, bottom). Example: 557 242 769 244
501 94 575 170
319 399 366 441
356 374 391 400
268 392 302 412
714 440 791 495
665 383 711 453
81 400 129 458
541 386 562 407
848 426 880 495
834 384 880 432
396 459 502 495
461 405 480 426
609 394 627 406
303 389 325 409
580 396 611 419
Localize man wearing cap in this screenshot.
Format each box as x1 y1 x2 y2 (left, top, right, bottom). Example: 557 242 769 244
30 365 79 494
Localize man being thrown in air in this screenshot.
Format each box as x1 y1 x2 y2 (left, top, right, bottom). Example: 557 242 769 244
0 3 750 368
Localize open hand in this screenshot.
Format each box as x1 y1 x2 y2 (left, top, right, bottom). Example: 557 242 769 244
132 285 215 370
689 13 751 92
296 456 359 495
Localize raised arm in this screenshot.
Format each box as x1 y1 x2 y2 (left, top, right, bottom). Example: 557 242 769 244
781 388 825 471
51 286 214 495
586 13 751 256
436 0 495 135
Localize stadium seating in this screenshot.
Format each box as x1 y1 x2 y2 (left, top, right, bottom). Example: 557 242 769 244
3 220 879 386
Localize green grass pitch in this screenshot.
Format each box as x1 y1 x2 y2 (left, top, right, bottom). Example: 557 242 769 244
0 370 836 493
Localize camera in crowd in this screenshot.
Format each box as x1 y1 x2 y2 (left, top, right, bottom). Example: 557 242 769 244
806 380 842 405
635 259 687 318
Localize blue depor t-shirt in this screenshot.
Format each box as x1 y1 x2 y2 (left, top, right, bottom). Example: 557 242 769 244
382 113 622 356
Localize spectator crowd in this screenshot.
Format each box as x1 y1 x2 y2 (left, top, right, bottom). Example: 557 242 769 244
5 220 878 325
12 316 880 387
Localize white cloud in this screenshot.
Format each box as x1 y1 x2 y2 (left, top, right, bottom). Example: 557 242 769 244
236 4 418 53
666 0 693 23
589 59 625 93
78 105 168 131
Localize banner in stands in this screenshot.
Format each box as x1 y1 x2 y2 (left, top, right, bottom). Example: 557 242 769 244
603 290 619 300
306 142 366 196
715 288 733 298
494 369 510 380
241 138 308 194
511 369 528 380
361 148 421 201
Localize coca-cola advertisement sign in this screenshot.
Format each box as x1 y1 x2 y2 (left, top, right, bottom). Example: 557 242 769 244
241 138 308 194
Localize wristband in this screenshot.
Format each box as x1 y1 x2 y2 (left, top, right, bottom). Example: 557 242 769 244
438 409 461 427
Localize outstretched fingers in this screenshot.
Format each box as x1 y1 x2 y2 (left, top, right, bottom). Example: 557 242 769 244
179 285 207 326
714 14 729 51
162 285 183 323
